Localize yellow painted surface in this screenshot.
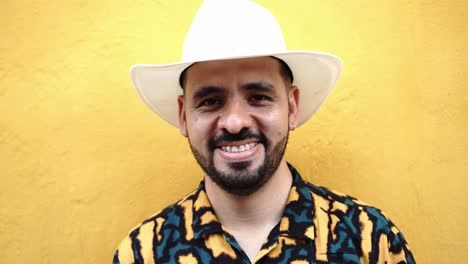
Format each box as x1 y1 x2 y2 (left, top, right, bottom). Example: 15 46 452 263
1 0 467 262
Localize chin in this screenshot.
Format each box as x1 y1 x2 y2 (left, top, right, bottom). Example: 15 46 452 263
214 157 262 175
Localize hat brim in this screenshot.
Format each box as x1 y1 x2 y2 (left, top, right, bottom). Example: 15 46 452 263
130 51 342 127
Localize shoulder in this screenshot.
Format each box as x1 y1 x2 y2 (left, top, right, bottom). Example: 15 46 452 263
304 181 415 262
305 181 395 231
112 188 199 264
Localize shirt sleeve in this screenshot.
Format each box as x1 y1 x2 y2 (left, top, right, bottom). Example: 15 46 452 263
362 207 416 263
112 235 136 264
380 224 416 263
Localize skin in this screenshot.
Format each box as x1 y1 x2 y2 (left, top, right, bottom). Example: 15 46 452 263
177 56 300 261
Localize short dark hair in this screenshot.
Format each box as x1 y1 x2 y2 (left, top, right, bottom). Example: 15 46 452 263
274 57 294 86
179 57 294 89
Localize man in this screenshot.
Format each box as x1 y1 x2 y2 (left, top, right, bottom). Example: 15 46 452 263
114 0 415 263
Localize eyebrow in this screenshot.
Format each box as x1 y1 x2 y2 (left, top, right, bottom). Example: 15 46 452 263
192 82 275 100
192 86 224 100
242 82 274 92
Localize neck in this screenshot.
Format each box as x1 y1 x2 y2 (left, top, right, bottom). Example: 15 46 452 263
204 160 293 231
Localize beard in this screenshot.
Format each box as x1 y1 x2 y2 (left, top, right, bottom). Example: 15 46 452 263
189 128 289 196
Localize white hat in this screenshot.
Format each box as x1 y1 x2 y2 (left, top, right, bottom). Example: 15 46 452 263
130 0 342 127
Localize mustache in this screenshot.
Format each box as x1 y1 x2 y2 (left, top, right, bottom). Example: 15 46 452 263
208 129 267 149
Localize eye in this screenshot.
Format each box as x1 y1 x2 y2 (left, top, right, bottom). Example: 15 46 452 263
197 97 223 109
249 94 271 104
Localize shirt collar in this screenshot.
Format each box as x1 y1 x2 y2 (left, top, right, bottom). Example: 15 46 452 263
190 163 316 241
278 163 316 241
191 181 224 240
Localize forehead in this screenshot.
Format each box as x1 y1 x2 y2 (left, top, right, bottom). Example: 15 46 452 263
183 57 283 89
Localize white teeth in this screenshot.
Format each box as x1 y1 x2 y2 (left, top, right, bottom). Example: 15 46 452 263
221 143 256 153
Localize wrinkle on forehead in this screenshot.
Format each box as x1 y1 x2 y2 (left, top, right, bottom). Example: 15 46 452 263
183 57 285 94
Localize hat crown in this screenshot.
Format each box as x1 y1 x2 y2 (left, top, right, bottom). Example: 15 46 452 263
182 0 287 62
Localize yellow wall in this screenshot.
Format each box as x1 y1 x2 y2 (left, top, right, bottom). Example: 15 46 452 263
1 0 467 262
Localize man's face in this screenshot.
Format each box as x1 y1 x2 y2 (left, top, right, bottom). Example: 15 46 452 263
178 57 299 196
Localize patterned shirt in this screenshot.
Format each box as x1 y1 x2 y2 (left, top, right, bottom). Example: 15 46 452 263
113 164 415 263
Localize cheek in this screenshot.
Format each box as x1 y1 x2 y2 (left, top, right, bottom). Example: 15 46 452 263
187 113 212 129
254 107 290 138
186 114 215 143
257 107 289 126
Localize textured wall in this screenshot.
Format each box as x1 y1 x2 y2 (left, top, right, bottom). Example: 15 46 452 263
1 0 467 263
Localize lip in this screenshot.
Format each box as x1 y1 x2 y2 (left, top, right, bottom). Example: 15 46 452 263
214 142 261 162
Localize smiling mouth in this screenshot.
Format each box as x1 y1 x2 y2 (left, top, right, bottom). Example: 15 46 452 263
219 142 258 153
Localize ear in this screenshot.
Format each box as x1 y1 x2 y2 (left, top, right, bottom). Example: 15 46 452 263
177 95 188 137
288 86 300 128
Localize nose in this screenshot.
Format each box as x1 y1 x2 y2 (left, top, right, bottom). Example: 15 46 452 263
218 100 252 134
